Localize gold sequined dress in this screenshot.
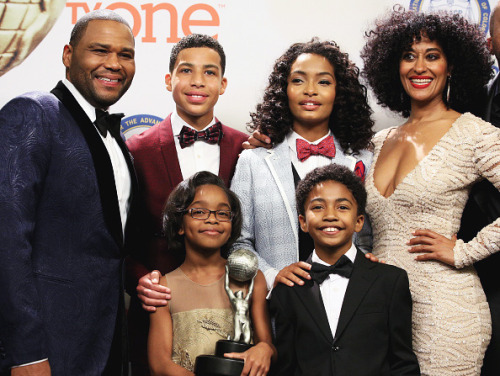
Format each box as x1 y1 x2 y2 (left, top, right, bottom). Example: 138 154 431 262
166 268 235 372
366 113 500 376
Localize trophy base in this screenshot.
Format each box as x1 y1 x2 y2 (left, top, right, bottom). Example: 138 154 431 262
194 340 253 376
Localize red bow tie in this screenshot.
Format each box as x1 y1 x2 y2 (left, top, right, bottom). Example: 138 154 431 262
178 122 223 149
296 136 336 162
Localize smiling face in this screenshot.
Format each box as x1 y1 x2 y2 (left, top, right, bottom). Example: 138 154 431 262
166 47 227 130
299 180 364 257
63 19 135 109
399 36 450 107
179 184 232 254
287 53 336 140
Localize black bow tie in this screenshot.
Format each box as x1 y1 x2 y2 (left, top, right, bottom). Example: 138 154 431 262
94 109 124 138
310 255 353 284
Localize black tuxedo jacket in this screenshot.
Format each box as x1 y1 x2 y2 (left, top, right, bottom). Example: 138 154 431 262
270 250 420 376
0 81 137 375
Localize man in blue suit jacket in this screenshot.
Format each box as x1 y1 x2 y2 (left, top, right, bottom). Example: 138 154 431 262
0 10 136 376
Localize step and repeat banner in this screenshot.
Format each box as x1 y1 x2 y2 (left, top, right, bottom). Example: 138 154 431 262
0 0 494 136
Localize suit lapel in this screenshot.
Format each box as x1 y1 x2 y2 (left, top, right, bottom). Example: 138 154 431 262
295 279 335 344
51 81 124 248
264 141 298 245
159 114 183 187
218 122 233 187
115 134 139 247
334 250 378 341
485 75 499 122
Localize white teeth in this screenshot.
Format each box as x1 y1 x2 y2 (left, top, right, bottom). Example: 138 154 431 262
410 78 432 84
322 227 340 232
303 102 317 105
99 77 119 83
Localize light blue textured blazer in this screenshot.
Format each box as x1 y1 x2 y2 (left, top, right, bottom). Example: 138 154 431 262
230 138 373 289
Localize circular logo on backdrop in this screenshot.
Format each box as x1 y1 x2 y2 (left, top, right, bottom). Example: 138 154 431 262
121 114 163 140
409 0 490 34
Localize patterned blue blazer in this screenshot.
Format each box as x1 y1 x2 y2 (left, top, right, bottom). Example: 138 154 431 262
0 82 137 375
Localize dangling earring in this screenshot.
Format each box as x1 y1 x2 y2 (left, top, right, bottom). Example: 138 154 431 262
446 75 451 104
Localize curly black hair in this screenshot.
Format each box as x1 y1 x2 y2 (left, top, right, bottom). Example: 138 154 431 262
169 34 226 75
361 6 493 117
296 164 367 216
162 171 242 258
249 38 374 154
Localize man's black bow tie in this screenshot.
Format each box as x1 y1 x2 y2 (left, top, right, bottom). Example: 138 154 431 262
94 109 124 138
310 255 353 284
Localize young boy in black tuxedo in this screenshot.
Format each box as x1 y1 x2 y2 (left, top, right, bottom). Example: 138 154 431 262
270 164 420 376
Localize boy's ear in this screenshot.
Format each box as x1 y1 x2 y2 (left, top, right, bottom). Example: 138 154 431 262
219 77 228 95
165 73 172 92
354 214 365 233
298 214 309 233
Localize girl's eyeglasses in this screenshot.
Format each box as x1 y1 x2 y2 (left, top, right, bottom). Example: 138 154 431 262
184 208 233 222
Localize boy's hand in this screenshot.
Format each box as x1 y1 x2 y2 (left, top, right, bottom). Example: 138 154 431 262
365 253 385 263
137 270 171 312
242 131 272 150
224 342 273 376
273 262 312 288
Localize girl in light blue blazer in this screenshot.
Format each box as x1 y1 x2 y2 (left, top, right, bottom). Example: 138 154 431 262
231 39 374 290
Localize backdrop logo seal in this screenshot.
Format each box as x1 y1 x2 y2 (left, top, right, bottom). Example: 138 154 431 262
121 114 163 139
409 0 490 34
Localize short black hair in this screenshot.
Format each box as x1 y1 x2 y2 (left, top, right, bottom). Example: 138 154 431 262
69 9 133 47
249 38 373 154
361 6 492 117
296 164 367 217
163 171 241 257
169 34 226 75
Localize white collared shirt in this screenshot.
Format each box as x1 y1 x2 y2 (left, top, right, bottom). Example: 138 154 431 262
286 130 335 179
63 79 131 235
311 244 357 338
171 111 220 180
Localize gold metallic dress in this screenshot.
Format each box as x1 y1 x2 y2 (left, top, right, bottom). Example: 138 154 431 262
166 268 235 372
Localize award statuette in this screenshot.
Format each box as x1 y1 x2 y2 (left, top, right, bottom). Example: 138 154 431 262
194 249 259 376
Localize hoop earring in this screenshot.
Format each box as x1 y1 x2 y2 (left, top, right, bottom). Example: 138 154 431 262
446 75 451 104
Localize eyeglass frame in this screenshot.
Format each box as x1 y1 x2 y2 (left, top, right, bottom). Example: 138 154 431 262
183 207 234 222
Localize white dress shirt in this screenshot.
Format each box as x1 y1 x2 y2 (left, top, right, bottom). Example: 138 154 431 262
171 111 220 179
311 245 357 338
286 130 334 179
63 79 131 235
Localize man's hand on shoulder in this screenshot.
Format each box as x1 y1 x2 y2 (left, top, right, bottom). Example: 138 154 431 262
242 131 272 150
137 270 171 312
11 360 51 376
